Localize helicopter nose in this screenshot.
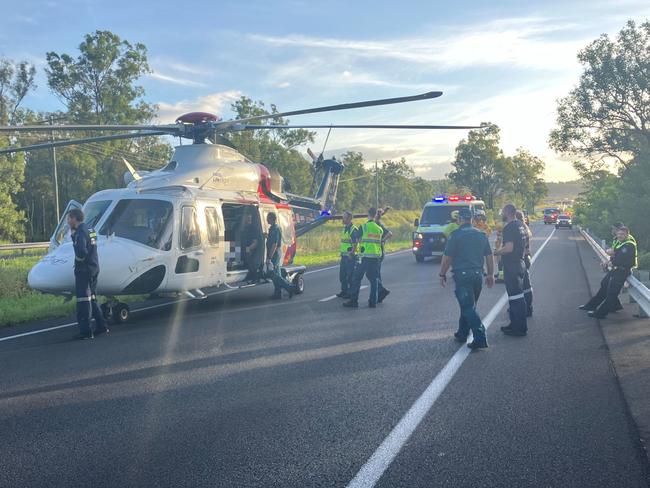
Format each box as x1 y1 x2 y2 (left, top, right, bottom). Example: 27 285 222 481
28 249 75 293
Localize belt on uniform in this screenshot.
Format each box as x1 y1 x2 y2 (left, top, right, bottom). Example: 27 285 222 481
613 266 631 272
452 268 482 275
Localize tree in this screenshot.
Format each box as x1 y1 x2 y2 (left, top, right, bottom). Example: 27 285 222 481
0 58 37 241
448 123 512 208
228 96 316 195
46 30 154 124
509 148 548 211
549 20 650 172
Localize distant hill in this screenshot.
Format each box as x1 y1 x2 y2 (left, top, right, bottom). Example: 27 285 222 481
545 180 584 200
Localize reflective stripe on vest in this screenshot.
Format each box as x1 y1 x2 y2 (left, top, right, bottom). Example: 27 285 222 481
359 221 383 258
340 225 357 255
615 237 638 268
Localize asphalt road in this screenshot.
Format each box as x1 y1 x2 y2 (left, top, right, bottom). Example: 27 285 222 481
0 224 648 487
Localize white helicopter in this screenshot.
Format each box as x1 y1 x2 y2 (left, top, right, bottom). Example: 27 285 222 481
0 91 482 323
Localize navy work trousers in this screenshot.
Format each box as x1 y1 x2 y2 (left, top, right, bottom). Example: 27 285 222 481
269 256 296 297
585 268 629 317
504 260 528 332
339 254 356 295
75 271 107 335
523 254 533 314
348 257 380 305
453 269 487 344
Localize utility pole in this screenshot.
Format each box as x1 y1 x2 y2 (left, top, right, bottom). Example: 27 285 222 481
50 116 60 223
375 160 379 210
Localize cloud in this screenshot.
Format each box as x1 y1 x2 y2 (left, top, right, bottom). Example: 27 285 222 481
249 17 587 72
156 90 243 123
148 71 207 87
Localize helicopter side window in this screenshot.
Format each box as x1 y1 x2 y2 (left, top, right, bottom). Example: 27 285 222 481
205 207 221 246
180 206 202 250
100 199 173 250
161 160 177 172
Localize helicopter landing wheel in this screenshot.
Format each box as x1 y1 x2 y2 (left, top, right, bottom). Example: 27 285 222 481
112 303 130 324
293 274 305 294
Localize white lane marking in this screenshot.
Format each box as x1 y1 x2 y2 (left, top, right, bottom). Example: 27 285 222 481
319 286 368 302
0 249 412 343
346 227 556 488
0 289 235 343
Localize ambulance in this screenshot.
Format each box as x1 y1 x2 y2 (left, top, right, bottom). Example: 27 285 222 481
412 195 486 263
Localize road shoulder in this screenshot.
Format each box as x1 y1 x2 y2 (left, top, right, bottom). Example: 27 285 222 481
576 232 650 466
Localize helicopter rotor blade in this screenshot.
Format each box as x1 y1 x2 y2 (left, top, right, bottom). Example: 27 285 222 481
216 91 443 127
0 131 169 155
235 124 484 131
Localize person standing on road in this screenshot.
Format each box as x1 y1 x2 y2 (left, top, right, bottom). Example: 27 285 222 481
343 207 384 309
493 204 528 336
580 226 637 318
375 207 392 303
439 207 494 350
336 211 357 298
443 210 460 237
516 210 534 317
68 208 109 340
266 212 297 300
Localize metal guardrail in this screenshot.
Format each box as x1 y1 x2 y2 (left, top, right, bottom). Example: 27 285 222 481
580 227 650 318
0 242 49 255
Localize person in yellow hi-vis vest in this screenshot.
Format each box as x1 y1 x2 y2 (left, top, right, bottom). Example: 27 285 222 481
343 207 384 309
443 210 460 237
336 211 358 299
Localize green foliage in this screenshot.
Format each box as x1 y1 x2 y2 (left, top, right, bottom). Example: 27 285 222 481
448 123 514 209
509 148 548 211
0 57 37 241
552 19 650 254
46 30 154 124
549 20 650 172
228 96 316 195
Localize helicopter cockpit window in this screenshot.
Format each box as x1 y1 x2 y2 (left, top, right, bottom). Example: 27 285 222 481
100 199 174 250
180 206 202 250
82 200 111 229
161 160 177 172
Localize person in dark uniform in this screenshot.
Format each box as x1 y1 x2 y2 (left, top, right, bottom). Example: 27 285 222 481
439 207 494 349
336 211 357 298
68 208 108 340
580 226 637 318
605 222 636 312
266 212 297 299
343 207 383 309
515 210 533 317
494 204 528 336
375 207 392 303
243 211 262 283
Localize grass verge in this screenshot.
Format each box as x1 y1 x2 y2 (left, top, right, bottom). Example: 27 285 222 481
0 210 419 327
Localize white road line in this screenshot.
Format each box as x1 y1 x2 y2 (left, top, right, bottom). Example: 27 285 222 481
319 285 368 302
346 227 556 488
0 248 412 343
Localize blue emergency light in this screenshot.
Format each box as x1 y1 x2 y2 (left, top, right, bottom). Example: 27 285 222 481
433 196 446 203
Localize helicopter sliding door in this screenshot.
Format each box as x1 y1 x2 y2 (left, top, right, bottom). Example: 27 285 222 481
201 202 226 286
222 203 263 282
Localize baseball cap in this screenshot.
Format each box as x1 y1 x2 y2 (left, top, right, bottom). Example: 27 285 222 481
458 208 472 220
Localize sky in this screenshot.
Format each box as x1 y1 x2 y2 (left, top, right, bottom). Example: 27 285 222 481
1 0 649 182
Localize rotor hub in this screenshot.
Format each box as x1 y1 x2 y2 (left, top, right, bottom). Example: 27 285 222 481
175 112 221 125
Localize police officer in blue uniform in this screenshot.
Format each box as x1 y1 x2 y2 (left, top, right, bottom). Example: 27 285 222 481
266 212 297 299
494 204 528 336
68 208 109 340
439 207 494 349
